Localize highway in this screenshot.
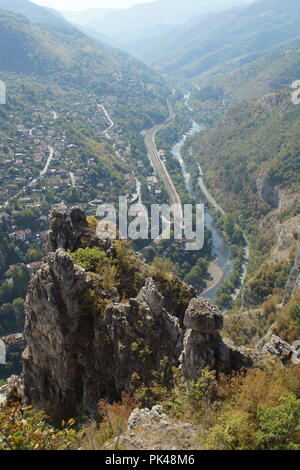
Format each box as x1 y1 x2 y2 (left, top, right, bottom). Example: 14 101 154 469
142 101 183 222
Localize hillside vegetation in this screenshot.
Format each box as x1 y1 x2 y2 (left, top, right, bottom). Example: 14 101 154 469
0 9 169 130
130 0 300 81
187 88 300 221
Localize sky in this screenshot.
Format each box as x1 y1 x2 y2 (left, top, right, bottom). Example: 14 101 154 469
33 0 156 12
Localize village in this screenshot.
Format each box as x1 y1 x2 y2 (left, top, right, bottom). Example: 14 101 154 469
0 92 165 266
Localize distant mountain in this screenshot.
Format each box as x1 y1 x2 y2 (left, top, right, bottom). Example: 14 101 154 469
60 8 119 48
0 9 169 130
0 0 67 25
129 0 300 80
61 8 115 28
88 0 252 46
73 25 120 48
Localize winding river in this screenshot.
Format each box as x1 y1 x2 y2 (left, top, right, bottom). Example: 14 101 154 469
171 118 233 300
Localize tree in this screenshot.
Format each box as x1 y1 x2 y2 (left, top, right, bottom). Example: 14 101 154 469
256 394 300 450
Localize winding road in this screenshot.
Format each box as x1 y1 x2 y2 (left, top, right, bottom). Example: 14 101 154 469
98 104 114 140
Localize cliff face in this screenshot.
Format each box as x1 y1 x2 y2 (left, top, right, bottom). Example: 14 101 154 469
23 248 118 417
22 206 294 418
23 206 188 416
256 174 279 209
105 278 182 396
284 248 300 305
23 251 183 416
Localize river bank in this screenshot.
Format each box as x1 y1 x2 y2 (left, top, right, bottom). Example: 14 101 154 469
170 119 233 300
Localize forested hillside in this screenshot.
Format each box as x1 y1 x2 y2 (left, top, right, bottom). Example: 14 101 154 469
195 46 300 101
0 9 168 130
86 0 251 46
187 88 300 221
130 0 300 80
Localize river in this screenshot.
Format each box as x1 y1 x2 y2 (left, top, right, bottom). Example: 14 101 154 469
171 118 233 301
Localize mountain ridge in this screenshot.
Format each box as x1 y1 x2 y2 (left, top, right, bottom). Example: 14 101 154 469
0 0 67 26
129 0 300 80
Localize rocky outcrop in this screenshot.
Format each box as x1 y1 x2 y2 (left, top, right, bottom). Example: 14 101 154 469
0 375 24 409
184 298 223 333
180 298 258 380
23 207 186 417
114 405 200 450
23 248 118 417
283 248 300 305
262 334 293 364
271 215 300 263
23 256 182 416
180 297 293 381
47 205 89 252
105 278 182 395
22 206 296 419
47 204 114 255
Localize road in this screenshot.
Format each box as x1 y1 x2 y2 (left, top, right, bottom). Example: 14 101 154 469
197 164 225 216
197 164 250 300
98 104 114 140
40 145 54 177
143 101 183 221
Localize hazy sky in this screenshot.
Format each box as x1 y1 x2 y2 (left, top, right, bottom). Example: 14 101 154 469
33 0 156 12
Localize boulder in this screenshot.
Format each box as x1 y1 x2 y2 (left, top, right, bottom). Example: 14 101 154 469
115 406 200 450
184 297 223 333
262 335 293 364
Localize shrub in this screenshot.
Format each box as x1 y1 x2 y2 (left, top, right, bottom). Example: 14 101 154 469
81 393 136 450
203 409 256 450
200 364 300 450
151 257 176 281
256 394 300 450
69 247 108 272
185 369 217 422
0 405 78 450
